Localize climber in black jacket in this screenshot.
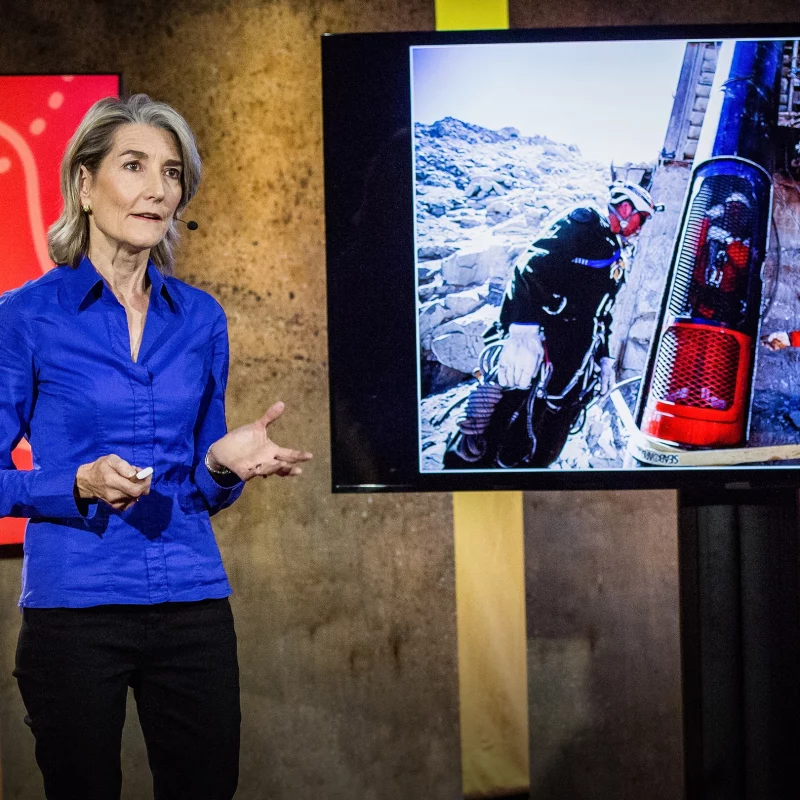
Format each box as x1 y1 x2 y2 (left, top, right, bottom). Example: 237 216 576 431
445 180 658 469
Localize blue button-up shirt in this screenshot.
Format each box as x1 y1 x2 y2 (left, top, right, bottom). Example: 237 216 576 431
0 256 244 608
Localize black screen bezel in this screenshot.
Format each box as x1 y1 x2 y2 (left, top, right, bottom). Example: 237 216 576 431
322 23 800 492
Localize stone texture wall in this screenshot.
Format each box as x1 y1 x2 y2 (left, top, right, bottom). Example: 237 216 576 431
1 1 798 799
611 164 692 382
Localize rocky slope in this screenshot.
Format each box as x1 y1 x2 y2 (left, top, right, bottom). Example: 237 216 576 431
415 116 620 469
415 117 610 393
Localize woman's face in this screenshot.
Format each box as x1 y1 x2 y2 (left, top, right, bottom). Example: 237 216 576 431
80 123 183 257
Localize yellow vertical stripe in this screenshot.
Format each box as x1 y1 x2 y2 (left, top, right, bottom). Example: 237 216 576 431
435 0 509 30
431 3 529 795
453 492 529 797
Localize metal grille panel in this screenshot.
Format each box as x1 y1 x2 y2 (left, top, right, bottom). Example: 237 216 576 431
651 325 740 411
669 174 758 330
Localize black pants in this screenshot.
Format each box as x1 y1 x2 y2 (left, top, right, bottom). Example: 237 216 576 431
14 599 240 800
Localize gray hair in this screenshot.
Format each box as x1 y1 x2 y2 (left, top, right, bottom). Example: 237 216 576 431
47 94 201 274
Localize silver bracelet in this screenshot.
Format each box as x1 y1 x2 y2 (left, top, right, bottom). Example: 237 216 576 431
205 449 233 476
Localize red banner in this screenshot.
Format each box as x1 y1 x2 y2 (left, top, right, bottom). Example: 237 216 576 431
0 74 119 545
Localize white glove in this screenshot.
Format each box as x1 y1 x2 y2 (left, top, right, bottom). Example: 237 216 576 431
599 356 616 395
496 324 544 389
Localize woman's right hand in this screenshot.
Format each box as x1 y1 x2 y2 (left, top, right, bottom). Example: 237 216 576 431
75 455 152 511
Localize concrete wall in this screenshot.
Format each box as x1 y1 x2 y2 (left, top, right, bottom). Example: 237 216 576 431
1 1 798 799
525 491 681 800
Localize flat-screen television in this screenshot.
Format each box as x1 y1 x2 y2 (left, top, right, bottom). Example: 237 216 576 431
322 24 800 492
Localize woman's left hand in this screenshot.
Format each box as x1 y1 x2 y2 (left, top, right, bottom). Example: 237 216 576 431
207 401 312 481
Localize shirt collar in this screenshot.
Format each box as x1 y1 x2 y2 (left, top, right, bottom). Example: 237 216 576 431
66 254 178 313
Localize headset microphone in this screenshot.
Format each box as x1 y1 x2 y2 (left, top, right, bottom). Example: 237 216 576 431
176 217 199 231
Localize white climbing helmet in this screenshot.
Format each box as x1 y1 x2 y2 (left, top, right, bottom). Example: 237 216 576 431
608 181 656 217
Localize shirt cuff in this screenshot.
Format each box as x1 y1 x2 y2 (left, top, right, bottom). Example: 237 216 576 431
195 458 245 508
30 467 99 520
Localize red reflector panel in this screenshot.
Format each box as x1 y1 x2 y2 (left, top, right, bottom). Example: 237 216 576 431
642 322 752 447
651 324 740 411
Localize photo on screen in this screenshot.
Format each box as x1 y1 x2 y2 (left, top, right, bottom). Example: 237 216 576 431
412 38 800 473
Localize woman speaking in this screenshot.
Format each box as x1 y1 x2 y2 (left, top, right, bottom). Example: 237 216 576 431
0 94 311 799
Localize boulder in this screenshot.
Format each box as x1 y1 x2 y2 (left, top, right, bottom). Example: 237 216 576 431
524 207 548 228
418 245 457 261
418 260 442 283
443 286 488 317
494 214 533 235
431 304 498 374
419 287 488 349
465 177 507 200
440 247 486 286
418 275 443 303
418 299 453 350
422 175 453 188
441 242 525 287
421 360 472 396
485 199 514 225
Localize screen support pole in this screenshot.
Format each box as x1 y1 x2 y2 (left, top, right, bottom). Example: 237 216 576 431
678 487 800 799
